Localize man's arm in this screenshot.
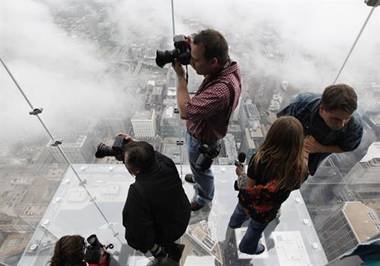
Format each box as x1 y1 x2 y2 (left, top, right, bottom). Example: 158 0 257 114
173 62 190 119
304 135 344 154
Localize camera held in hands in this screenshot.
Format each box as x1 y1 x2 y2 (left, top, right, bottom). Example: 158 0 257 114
156 35 191 68
196 143 221 171
95 135 129 162
84 234 113 264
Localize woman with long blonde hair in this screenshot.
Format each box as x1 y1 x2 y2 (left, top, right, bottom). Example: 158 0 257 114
228 116 308 255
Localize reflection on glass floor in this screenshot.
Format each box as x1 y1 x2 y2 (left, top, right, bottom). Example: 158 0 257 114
17 164 327 266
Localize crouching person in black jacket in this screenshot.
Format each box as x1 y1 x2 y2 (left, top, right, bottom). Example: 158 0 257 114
121 134 191 266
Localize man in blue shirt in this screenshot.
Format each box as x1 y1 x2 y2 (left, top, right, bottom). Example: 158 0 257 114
277 84 363 176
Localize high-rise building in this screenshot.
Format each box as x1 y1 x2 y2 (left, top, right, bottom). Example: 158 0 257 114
131 110 157 139
218 134 238 165
240 128 257 160
317 201 380 261
185 220 223 264
47 135 95 164
160 106 183 138
344 142 380 185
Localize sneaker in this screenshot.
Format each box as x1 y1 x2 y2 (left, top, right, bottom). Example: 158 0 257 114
190 201 205 211
184 174 195 184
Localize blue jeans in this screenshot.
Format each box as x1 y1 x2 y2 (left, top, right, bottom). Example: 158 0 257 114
228 203 267 254
186 132 216 206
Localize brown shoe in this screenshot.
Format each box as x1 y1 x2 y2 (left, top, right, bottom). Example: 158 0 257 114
190 201 205 211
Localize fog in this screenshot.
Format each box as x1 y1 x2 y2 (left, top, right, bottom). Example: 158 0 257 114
0 0 139 150
1 0 379 151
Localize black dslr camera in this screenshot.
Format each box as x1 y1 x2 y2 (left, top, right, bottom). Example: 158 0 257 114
95 135 129 162
196 143 221 171
156 35 191 68
365 0 380 6
84 234 113 264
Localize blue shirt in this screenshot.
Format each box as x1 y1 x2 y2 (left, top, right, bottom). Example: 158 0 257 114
277 93 363 175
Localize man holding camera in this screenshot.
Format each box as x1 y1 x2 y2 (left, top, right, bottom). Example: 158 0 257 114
277 84 363 176
173 29 242 211
120 134 191 266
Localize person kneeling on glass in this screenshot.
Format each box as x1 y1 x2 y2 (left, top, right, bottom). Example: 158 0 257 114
228 116 308 255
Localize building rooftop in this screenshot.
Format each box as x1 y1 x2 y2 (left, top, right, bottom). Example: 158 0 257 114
47 135 87 148
131 110 154 120
162 106 176 119
343 201 380 243
167 87 177 97
361 142 380 162
152 86 163 95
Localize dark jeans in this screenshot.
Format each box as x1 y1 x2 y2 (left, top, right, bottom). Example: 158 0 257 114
186 132 216 206
228 203 267 254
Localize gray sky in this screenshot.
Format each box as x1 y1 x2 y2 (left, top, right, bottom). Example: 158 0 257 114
1 0 379 150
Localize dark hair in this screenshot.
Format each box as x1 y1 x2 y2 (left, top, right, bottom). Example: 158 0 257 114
50 235 86 266
124 141 155 172
321 84 358 114
193 29 229 65
251 116 307 190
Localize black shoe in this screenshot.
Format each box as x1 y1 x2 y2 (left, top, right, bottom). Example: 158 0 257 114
239 243 265 256
184 174 195 184
167 243 185 262
190 201 205 211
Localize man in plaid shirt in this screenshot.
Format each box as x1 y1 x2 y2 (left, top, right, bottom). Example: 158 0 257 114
173 29 241 211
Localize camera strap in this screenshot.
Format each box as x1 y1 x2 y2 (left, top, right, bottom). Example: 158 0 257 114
185 65 189 83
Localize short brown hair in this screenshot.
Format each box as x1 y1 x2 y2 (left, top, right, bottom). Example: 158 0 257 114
193 29 229 65
321 84 357 114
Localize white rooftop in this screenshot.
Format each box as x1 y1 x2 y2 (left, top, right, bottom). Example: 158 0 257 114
360 142 380 162
131 110 154 120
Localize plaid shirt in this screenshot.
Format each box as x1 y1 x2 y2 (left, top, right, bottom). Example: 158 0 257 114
185 61 241 142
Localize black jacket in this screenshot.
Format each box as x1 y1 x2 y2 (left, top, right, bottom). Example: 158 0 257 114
122 151 191 253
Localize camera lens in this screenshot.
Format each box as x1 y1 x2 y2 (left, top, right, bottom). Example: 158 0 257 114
155 49 176 68
95 143 114 158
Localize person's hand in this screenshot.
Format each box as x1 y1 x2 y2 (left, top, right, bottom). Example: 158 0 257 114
235 164 245 177
172 60 186 79
117 133 134 144
304 135 323 154
303 147 310 162
98 248 109 264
